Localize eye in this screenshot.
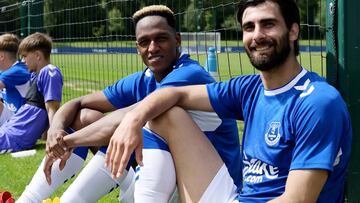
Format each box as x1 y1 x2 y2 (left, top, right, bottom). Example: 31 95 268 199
155 36 169 43
242 24 254 32
263 22 274 28
138 39 150 48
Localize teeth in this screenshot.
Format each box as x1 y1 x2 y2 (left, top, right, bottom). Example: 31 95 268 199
255 46 270 51
149 56 161 60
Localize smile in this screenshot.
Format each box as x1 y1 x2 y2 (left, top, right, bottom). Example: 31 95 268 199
251 45 273 52
148 56 162 61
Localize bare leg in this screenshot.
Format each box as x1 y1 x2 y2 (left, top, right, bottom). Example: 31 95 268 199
71 108 103 153
148 107 223 202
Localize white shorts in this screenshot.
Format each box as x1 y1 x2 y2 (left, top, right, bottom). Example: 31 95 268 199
0 106 14 126
199 164 239 203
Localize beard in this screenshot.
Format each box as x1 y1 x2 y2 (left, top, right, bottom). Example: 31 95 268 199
245 32 291 72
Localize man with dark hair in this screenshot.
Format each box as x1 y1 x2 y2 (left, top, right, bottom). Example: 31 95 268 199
18 5 241 203
106 0 352 202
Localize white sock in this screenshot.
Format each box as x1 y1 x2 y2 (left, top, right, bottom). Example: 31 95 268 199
134 128 176 203
61 151 134 203
17 152 85 203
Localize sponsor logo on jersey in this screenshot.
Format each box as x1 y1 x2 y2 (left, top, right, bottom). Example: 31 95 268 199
264 122 281 146
243 152 279 183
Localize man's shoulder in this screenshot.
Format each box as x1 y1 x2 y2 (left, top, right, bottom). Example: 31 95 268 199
296 72 344 107
38 64 63 79
3 61 28 75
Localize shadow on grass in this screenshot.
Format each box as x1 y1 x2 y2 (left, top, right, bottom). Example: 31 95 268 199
31 140 46 151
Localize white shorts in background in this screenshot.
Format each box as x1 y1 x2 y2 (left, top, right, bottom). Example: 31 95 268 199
199 164 239 203
0 107 14 126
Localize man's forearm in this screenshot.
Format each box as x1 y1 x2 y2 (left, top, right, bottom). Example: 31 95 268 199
50 99 82 131
63 105 134 148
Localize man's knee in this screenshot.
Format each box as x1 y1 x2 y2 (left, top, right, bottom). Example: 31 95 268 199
147 107 189 139
72 108 104 130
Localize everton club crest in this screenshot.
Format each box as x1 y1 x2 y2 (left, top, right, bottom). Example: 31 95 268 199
264 122 281 146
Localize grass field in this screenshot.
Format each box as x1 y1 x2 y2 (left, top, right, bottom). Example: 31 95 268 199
0 48 326 202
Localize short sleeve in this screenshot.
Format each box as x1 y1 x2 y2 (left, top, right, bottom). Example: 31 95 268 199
290 90 350 171
206 75 261 120
37 65 63 102
103 72 142 109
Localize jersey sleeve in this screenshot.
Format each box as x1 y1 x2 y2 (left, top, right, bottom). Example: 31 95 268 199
206 75 261 120
290 89 351 172
38 65 63 102
0 65 30 88
103 72 141 109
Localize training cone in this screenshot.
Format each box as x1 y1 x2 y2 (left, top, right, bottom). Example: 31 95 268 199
0 191 13 203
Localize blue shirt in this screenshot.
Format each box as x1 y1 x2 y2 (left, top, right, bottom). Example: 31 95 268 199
207 68 352 202
103 54 242 187
0 64 63 152
0 61 31 113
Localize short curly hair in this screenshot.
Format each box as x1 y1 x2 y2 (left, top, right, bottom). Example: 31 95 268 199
133 5 176 31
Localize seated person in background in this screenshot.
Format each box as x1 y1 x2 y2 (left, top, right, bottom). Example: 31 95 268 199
105 0 352 202
0 33 30 127
17 5 241 203
0 32 63 154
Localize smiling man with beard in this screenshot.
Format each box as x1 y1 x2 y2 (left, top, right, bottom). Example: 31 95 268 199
105 0 352 202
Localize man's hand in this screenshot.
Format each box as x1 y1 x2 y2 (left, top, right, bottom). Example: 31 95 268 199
46 129 68 158
43 150 72 185
43 155 56 185
105 112 144 179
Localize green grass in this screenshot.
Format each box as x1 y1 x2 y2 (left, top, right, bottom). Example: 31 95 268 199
0 48 325 202
0 141 120 202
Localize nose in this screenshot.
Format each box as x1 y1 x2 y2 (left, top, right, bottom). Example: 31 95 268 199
148 40 160 53
253 25 266 42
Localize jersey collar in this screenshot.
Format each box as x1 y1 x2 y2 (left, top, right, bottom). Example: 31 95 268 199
264 68 307 96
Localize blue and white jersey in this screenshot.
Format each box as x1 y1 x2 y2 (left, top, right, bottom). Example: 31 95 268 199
207 68 352 202
0 61 30 113
103 54 242 187
0 64 63 153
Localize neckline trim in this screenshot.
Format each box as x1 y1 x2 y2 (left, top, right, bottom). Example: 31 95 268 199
264 68 307 96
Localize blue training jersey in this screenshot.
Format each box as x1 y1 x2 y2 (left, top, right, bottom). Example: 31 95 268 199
0 64 63 152
103 54 242 187
0 61 31 113
207 68 352 202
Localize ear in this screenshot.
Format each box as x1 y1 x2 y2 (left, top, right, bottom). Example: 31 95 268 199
289 23 299 42
35 50 42 60
175 32 181 48
0 51 4 61
135 41 140 54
